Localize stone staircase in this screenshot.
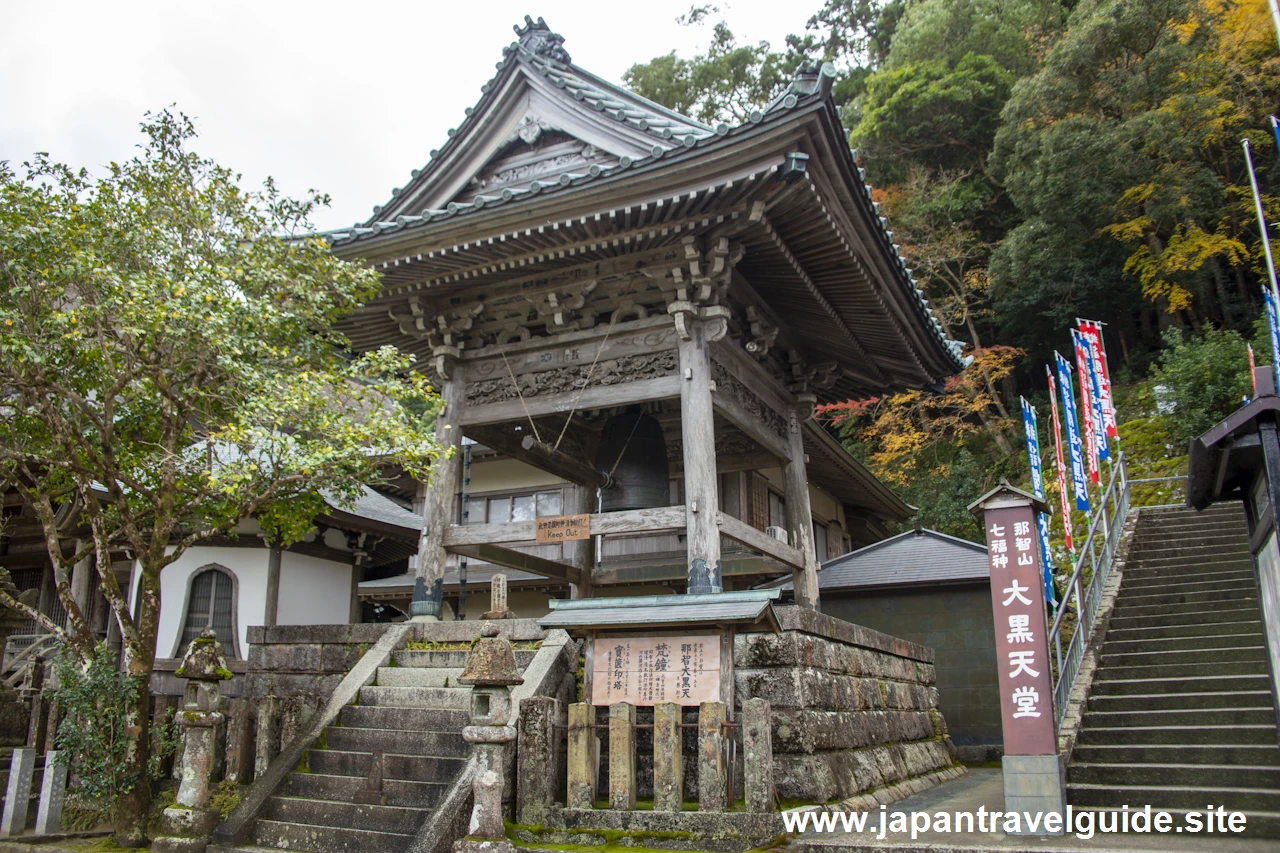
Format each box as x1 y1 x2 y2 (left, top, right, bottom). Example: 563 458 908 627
1067 502 1280 835
217 646 536 853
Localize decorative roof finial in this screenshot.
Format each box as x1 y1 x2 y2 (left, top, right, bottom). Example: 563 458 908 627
513 15 571 64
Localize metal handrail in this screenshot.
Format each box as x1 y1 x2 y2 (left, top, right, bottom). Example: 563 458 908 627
1048 452 1131 729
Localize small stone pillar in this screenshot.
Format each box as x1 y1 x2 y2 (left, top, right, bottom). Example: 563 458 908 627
697 701 727 811
152 628 232 853
608 702 636 810
741 698 773 813
652 702 683 812
0 747 35 837
454 623 523 853
516 696 558 825
253 693 280 780
35 749 68 834
566 703 597 809
223 698 254 784
483 573 511 620
22 652 48 754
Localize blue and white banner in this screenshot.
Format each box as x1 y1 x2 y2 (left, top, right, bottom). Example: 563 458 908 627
1056 351 1090 513
1021 397 1057 605
1265 287 1280 369
1076 329 1110 464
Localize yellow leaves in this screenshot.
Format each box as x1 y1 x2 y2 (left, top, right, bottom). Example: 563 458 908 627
3 319 10 327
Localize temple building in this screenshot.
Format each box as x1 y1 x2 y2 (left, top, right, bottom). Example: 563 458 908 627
331 17 966 621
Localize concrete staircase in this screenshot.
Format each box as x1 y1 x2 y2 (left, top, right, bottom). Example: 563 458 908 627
1067 502 1280 835
220 647 535 853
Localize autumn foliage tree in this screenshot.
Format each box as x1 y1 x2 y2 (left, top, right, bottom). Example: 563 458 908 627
0 111 441 846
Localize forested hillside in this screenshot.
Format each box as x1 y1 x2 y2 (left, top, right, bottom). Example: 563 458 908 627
627 0 1280 542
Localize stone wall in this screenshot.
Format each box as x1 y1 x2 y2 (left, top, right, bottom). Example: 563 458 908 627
821 583 1002 762
734 606 960 805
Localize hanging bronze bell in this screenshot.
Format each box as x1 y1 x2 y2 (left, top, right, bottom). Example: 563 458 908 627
596 410 671 511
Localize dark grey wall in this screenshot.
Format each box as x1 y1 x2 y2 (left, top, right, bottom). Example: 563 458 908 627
821 583 1001 749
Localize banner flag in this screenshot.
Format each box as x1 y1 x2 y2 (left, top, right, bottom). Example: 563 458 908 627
1072 330 1102 481
1081 328 1110 463
1079 321 1117 438
1056 351 1090 513
1046 367 1074 551
1250 344 1258 395
1021 397 1057 604
1266 288 1280 369
1273 116 1280 162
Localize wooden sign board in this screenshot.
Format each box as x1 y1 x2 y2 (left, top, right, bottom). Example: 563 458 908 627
591 635 720 706
535 514 590 543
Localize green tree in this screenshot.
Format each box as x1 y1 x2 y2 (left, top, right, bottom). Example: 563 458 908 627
0 111 440 846
1151 325 1252 443
991 0 1280 354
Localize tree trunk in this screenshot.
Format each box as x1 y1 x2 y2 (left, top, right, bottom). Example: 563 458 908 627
112 668 152 847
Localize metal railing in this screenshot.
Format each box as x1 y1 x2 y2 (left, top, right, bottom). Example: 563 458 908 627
1048 452 1131 729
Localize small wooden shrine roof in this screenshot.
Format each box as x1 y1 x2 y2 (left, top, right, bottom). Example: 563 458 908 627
765 527 990 592
325 17 966 401
538 589 780 631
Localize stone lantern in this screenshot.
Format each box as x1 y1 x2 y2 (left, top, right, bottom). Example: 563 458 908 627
455 623 524 850
152 628 232 853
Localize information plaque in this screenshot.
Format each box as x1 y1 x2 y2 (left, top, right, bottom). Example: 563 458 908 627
590 635 720 706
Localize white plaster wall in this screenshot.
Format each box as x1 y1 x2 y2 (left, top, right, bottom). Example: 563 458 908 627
275 552 353 628
148 547 270 660
468 458 563 493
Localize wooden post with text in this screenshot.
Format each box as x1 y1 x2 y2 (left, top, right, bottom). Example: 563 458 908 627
970 482 1065 834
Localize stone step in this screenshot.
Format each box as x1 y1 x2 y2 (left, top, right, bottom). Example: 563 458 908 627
1133 529 1247 546
392 649 537 669
323 726 468 757
1103 630 1264 654
1111 585 1259 610
1110 595 1261 619
264 796 427 834
1088 690 1276 713
1089 674 1272 696
1092 658 1268 680
339 705 468 732
1129 552 1252 570
1129 543 1250 562
287 772 447 808
1081 707 1276 729
1121 570 1256 592
1137 504 1244 521
252 819 413 853
358 685 470 709
1099 645 1268 667
1067 762 1280 788
1066 782 1280 812
1106 606 1262 631
1122 560 1256 582
308 748 465 783
1075 725 1279 746
375 667 466 688
1104 619 1264 642
1070 744 1280 766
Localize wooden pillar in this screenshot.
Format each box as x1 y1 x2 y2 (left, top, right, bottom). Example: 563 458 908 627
677 322 721 594
783 406 820 609
264 544 282 628
412 359 465 620
563 484 594 599
349 564 364 623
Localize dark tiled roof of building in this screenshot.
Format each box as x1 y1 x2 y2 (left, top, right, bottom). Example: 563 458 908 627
768 527 989 591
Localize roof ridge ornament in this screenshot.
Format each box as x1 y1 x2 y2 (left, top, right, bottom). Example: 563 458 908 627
788 59 837 97
514 15 571 65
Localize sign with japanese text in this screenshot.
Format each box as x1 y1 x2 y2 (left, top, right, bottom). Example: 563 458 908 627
535 514 590 543
590 635 720 706
982 501 1057 755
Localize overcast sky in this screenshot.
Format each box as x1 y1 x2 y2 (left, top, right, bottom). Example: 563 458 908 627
2 1 806 231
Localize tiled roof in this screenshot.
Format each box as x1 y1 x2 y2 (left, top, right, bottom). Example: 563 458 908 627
768 528 990 591
319 18 967 378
